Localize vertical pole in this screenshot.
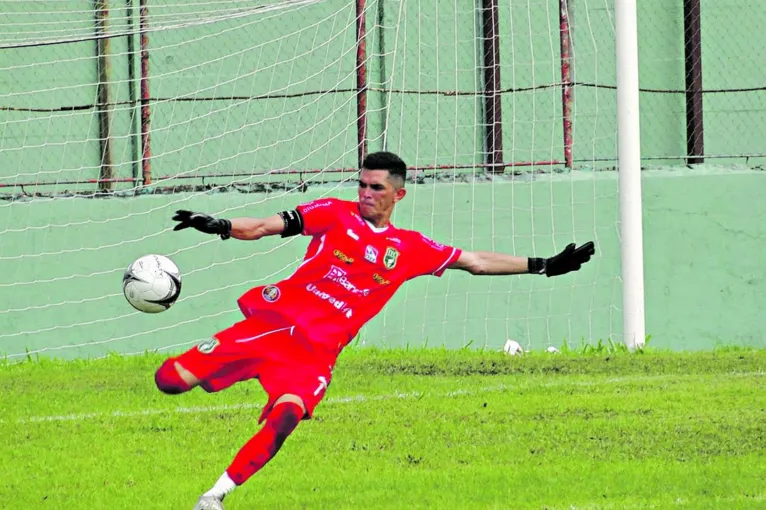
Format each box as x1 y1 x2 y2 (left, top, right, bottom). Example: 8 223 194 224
126 0 140 182
95 0 114 191
558 0 573 168
684 0 704 165
481 0 503 173
615 0 646 350
377 0 388 152
140 0 152 185
356 0 368 168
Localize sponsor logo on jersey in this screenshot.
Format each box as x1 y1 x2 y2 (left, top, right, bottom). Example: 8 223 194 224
334 249 354 264
386 237 402 244
373 273 391 285
346 229 359 241
421 234 447 251
383 247 399 269
350 211 366 226
325 265 370 296
197 338 220 354
306 283 353 318
365 245 379 263
301 200 333 214
262 285 281 302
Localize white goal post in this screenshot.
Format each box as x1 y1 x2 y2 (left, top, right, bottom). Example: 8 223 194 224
615 0 646 350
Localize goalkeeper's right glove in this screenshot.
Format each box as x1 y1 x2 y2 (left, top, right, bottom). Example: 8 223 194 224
172 210 232 240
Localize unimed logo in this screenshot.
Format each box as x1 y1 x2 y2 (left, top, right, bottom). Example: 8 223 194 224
306 283 353 318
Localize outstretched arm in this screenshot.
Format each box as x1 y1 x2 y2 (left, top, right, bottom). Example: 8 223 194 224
171 210 303 241
448 251 530 275
448 242 595 277
227 215 286 240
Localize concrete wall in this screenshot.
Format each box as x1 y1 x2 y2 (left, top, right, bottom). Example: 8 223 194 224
1 167 764 359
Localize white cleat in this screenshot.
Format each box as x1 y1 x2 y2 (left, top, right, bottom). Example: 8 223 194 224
193 496 225 510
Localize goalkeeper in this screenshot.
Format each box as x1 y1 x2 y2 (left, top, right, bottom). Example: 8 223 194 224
155 151 595 510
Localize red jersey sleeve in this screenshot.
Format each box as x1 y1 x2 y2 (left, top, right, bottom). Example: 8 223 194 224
296 198 342 236
407 233 462 278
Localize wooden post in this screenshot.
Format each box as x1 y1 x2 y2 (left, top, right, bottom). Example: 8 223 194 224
95 0 114 191
127 0 140 182
684 0 704 164
356 0 368 168
376 0 389 151
482 0 504 173
559 0 574 168
139 0 152 185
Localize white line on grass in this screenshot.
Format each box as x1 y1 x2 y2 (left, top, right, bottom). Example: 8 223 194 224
13 385 507 424
11 370 764 425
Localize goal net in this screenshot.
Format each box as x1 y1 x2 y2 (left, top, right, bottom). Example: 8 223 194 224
0 0 621 360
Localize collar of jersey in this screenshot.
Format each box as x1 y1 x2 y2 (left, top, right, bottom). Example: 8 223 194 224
363 218 389 233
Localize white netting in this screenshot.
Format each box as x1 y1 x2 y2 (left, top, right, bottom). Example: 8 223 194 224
0 0 620 360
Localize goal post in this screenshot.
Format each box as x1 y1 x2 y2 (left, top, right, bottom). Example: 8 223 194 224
615 0 646 350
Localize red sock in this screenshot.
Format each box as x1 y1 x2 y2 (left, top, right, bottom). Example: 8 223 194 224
226 401 303 486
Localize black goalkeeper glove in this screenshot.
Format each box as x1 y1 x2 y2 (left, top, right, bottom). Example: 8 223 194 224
529 241 595 277
172 210 232 240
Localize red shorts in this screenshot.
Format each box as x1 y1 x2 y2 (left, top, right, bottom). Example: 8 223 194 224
174 316 336 423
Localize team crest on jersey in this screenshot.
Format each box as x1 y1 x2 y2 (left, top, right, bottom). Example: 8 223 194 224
262 285 281 302
364 245 379 263
197 338 220 354
383 247 399 269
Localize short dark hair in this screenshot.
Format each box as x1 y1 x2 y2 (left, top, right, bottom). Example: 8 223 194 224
361 151 407 185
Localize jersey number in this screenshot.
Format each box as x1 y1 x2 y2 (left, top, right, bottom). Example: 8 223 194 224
313 376 328 396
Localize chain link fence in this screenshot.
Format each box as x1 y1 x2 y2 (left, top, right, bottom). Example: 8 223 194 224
2 0 764 197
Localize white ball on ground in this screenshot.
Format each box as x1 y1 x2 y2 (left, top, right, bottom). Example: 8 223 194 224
122 254 182 313
503 339 524 356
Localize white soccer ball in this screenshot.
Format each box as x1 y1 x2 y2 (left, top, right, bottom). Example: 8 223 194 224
122 254 182 313
502 339 524 356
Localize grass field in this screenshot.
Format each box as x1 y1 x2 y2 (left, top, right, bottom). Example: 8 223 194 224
1 346 765 509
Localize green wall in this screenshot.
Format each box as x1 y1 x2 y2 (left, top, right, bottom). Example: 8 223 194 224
0 167 764 360
1 2 765 359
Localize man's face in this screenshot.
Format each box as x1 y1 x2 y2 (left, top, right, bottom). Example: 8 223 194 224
357 169 406 223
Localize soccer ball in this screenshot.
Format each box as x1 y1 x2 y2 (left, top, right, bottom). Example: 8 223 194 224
122 254 182 313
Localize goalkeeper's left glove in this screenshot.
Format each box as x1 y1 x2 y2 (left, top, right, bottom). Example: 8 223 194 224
172 210 232 240
528 241 595 277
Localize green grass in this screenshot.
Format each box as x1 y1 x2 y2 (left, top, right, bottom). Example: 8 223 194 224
1 347 765 509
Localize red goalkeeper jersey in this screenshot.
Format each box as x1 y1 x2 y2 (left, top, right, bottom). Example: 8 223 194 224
236 198 462 355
